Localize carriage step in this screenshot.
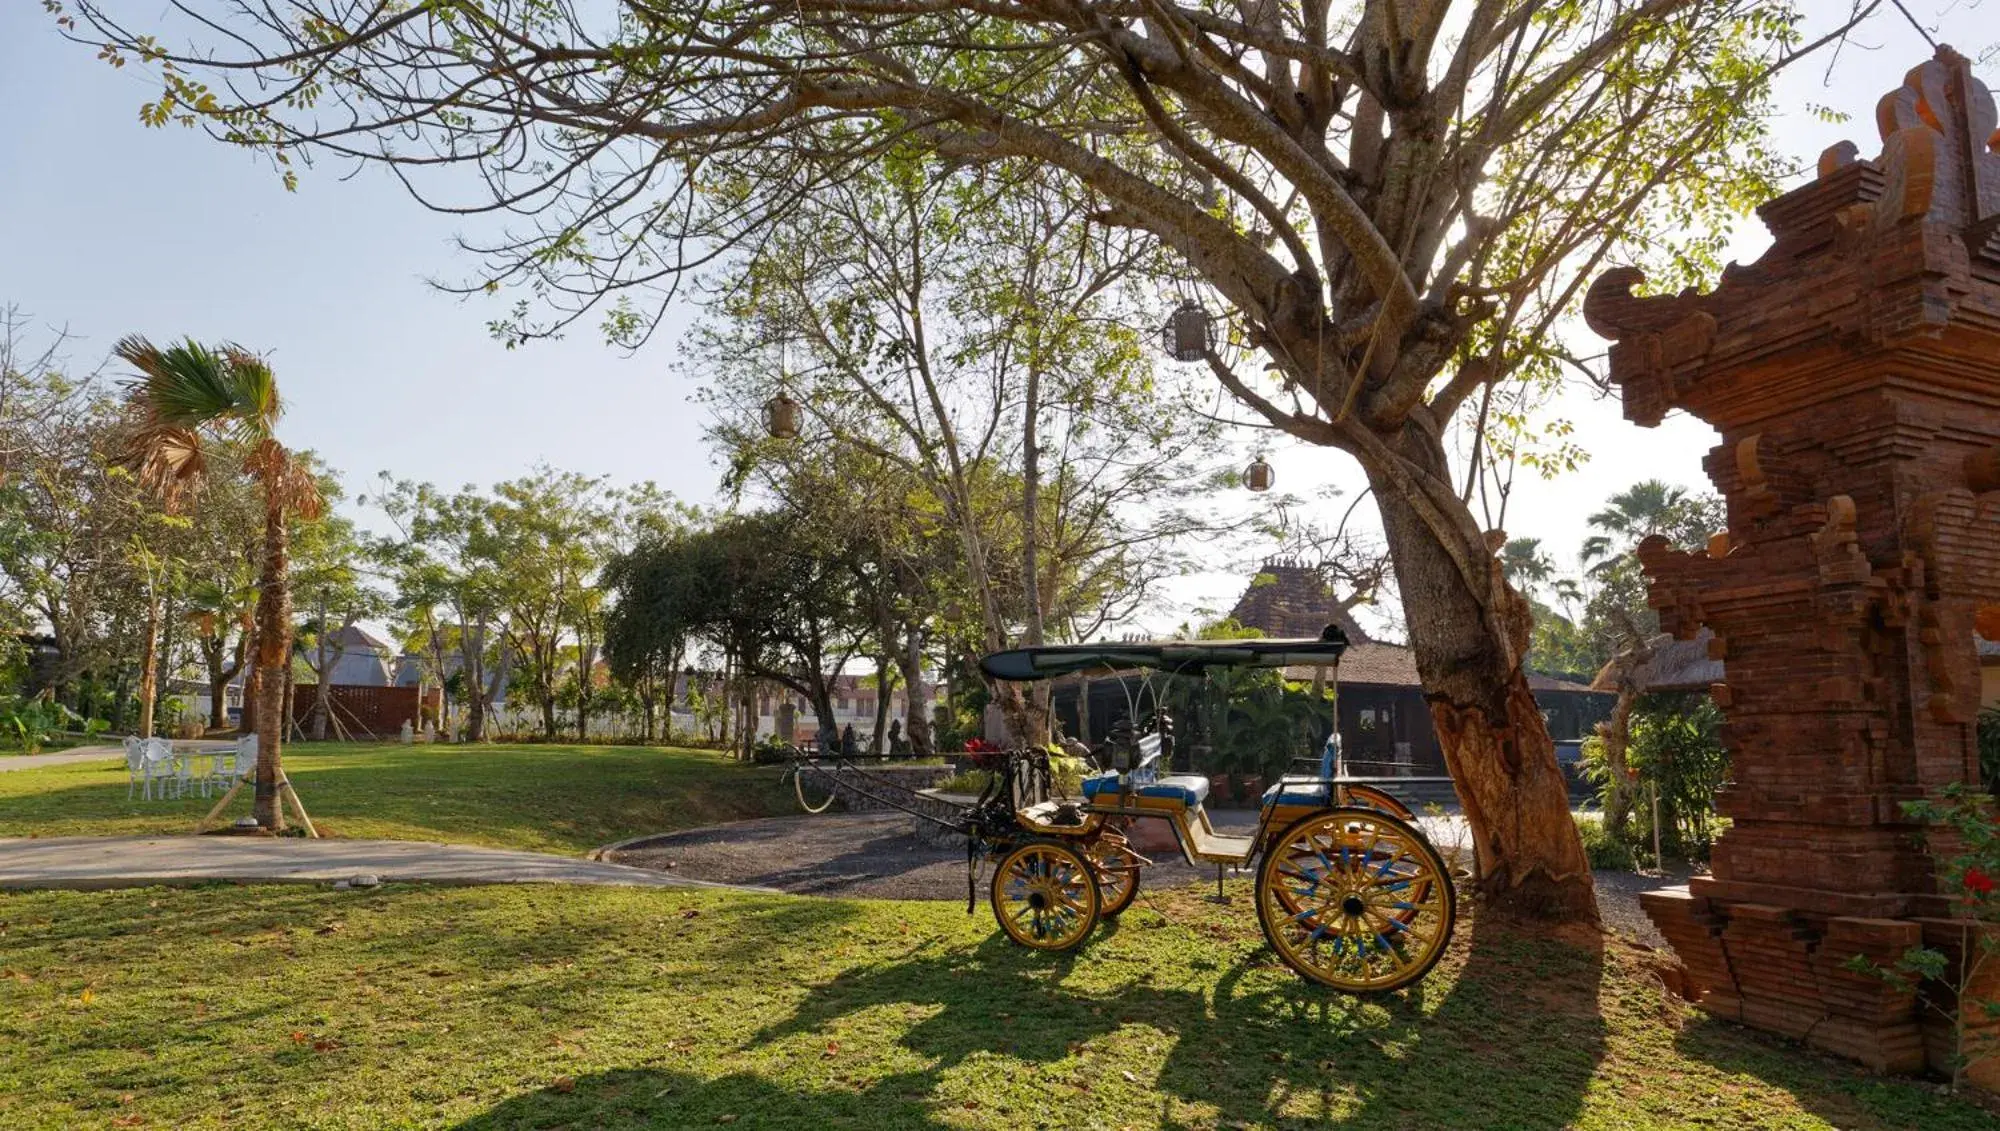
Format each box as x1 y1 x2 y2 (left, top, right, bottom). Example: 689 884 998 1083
1182 820 1254 864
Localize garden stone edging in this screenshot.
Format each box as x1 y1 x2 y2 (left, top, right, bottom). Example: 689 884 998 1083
909 790 981 847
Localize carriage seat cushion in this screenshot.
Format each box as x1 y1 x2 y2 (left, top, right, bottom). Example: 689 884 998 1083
1081 771 1122 799
1141 775 1208 805
1082 771 1208 806
1261 780 1332 808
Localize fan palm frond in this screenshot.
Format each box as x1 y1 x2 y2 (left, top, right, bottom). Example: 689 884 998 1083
125 422 209 509
276 455 326 522
115 336 254 428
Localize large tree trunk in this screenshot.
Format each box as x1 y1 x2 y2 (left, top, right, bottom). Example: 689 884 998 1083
1367 442 1596 923
897 626 933 758
310 595 331 741
871 656 893 755
250 491 291 831
462 617 489 742
539 676 558 742
240 621 261 738
809 685 838 753
992 681 1048 748
577 639 597 742
136 587 161 739
1597 666 1647 842
201 636 229 730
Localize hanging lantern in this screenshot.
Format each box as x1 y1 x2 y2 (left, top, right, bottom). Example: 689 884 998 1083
1245 455 1274 493
1159 299 1211 362
764 391 802 440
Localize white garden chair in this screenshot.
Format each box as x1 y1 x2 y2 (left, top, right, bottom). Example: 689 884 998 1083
139 737 179 800
213 734 257 793
123 737 146 799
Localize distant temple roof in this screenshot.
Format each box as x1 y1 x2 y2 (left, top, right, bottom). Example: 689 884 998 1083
1223 559 1597 693
1227 559 1370 643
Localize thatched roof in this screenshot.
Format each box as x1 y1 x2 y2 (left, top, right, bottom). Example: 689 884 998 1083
1592 629 1724 694
1229 560 1369 643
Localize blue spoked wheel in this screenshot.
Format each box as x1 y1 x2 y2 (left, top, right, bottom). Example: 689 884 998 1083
1254 807 1456 993
991 840 1101 952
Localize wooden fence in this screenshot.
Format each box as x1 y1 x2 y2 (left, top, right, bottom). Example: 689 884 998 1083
293 684 423 738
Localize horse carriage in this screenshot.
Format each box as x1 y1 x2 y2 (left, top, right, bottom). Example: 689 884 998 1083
789 626 1457 994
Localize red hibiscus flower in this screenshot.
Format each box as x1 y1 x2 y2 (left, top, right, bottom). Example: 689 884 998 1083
1963 867 1996 895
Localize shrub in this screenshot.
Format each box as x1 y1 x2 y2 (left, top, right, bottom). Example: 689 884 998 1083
0 697 97 753
933 769 996 795
1845 784 2000 1092
1628 693 1730 861
1575 814 1640 872
750 733 794 765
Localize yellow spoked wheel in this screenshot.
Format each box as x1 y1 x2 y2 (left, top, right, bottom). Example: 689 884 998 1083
991 840 1101 951
1255 808 1456 993
1336 783 1415 821
1084 838 1142 918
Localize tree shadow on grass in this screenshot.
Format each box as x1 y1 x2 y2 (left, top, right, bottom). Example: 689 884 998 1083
453 1065 951 1130
1670 1009 2000 1130
457 913 1610 1130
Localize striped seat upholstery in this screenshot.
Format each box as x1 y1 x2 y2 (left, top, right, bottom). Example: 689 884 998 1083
1082 771 1209 806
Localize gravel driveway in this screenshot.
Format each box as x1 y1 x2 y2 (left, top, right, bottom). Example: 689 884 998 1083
607 811 1683 945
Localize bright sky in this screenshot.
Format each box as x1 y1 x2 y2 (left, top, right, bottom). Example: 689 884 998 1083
1 6 1991 639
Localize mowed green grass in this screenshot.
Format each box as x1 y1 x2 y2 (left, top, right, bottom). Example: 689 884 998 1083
0 744 791 855
0 881 1989 1131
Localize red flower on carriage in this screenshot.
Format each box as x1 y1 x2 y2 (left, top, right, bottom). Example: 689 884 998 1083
1963 867 1995 895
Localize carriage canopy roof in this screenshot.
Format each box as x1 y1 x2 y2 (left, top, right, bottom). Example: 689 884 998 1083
979 627 1350 682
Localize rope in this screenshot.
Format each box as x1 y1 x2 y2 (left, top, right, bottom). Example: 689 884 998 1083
793 763 838 814
788 753 979 831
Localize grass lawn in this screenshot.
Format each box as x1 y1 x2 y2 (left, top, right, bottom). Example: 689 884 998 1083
1 881 1991 1130
0 744 792 855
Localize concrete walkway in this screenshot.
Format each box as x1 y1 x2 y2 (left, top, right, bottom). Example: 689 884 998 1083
0 835 772 892
0 745 129 772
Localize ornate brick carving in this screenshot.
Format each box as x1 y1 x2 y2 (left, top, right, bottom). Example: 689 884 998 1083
1594 48 2000 1081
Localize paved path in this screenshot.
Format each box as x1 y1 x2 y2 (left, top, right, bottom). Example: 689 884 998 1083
0 836 770 892
0 740 240 773
0 746 128 772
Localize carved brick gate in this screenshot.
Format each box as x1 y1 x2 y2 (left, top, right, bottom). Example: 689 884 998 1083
1589 48 2000 1082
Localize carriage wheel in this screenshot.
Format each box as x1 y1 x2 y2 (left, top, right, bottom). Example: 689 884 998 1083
1254 807 1456 994
991 841 1101 951
1084 839 1142 918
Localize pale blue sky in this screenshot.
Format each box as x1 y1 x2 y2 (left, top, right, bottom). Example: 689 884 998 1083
1 6 1989 632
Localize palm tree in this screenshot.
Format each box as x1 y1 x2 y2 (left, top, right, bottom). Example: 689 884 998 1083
1498 536 1556 601
185 573 256 731
1581 479 1690 573
116 337 322 830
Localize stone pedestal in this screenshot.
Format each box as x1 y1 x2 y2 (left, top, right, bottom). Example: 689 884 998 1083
1590 49 2000 1080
